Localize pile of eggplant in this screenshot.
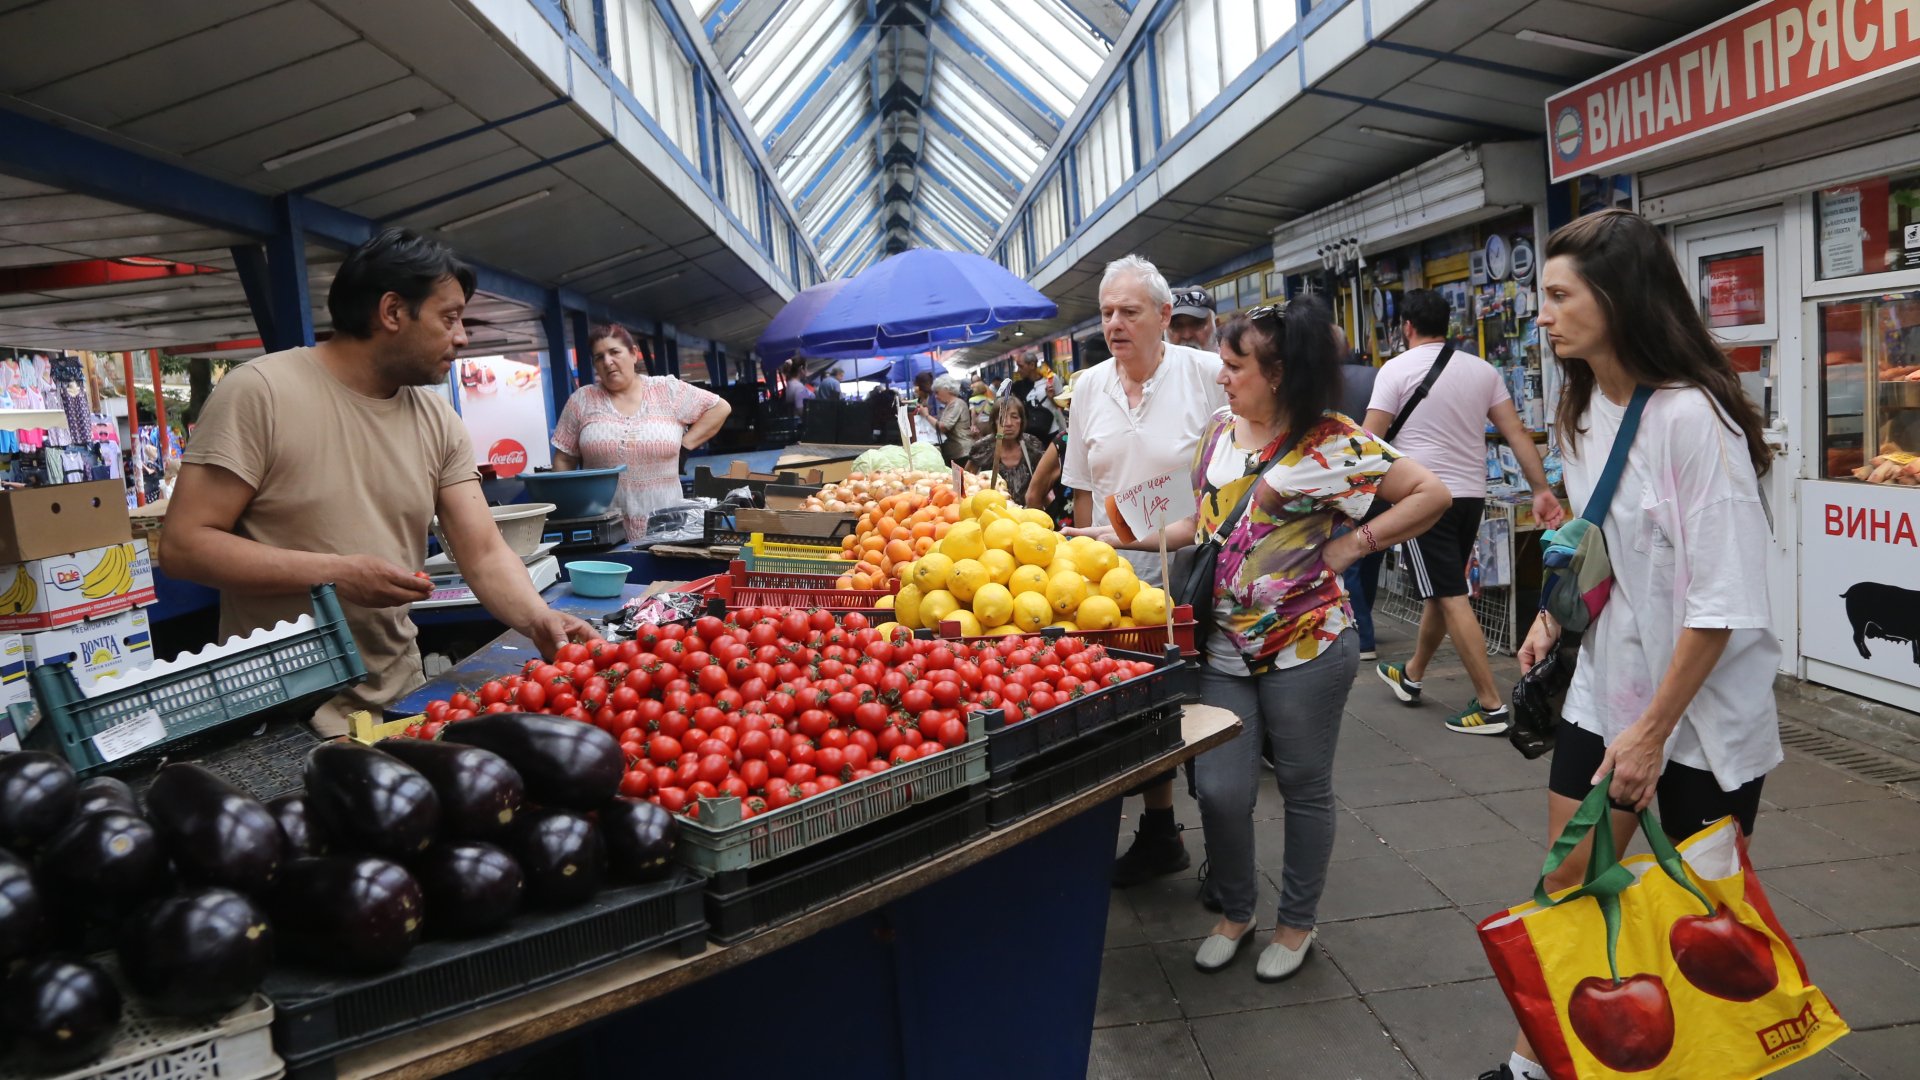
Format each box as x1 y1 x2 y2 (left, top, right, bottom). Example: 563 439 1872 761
0 714 676 1072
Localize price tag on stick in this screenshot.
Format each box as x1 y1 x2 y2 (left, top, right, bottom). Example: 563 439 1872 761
1110 469 1185 647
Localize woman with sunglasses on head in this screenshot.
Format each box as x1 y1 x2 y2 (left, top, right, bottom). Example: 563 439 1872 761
1482 210 1780 1080
970 394 1047 505
550 323 731 542
1076 298 1448 980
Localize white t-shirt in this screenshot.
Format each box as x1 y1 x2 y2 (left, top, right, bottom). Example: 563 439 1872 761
1062 343 1226 586
1560 386 1781 792
1367 342 1509 498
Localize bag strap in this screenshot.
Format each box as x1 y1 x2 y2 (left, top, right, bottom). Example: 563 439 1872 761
1382 342 1455 443
1581 385 1654 527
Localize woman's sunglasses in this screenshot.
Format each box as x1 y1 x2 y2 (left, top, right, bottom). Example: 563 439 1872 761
1245 304 1286 323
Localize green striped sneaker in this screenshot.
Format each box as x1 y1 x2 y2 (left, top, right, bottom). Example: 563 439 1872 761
1445 699 1511 736
1376 661 1422 705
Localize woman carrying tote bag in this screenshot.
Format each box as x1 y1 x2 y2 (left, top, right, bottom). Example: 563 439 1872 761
1074 299 1448 980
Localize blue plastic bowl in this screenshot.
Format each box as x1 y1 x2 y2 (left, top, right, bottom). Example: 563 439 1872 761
519 466 626 518
565 560 632 598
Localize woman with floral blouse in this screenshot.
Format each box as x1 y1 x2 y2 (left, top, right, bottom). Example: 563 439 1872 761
1079 298 1447 982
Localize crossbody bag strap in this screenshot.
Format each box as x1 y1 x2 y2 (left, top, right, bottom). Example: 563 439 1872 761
1382 342 1455 444
1202 419 1285 543
1581 385 1654 528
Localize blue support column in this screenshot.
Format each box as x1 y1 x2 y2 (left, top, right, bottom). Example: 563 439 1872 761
265 196 314 350
569 309 594 386
229 245 279 349
541 291 571 427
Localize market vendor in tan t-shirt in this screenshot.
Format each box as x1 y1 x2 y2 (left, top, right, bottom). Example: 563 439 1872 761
163 228 593 736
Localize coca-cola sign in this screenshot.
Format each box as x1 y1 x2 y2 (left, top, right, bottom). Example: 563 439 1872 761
487 438 529 478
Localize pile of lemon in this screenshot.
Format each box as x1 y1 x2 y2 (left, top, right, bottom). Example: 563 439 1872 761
875 489 1171 638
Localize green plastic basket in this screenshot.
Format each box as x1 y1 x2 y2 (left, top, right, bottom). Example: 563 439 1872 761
15 586 365 775
739 546 856 577
676 714 988 873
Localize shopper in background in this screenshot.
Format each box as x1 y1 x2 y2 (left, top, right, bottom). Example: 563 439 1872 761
1009 355 1063 441
165 228 592 737
1333 320 1383 660
817 365 844 401
1025 383 1073 521
924 374 974 463
1364 289 1564 736
968 379 998 442
550 323 732 542
781 358 813 413
1081 300 1447 980
1481 208 1781 1080
971 395 1046 504
1167 286 1218 349
1064 253 1227 887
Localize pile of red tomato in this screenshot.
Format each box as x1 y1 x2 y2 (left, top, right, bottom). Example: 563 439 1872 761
403 607 1160 820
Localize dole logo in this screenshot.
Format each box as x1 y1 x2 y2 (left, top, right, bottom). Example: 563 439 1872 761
1757 1002 1821 1056
50 565 82 592
488 439 528 478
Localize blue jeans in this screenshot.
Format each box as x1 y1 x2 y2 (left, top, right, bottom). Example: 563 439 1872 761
1345 551 1382 652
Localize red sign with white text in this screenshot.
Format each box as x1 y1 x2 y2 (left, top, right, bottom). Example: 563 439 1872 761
1545 0 1920 181
487 439 529 478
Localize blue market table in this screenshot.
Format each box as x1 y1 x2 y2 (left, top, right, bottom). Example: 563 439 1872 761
328 704 1237 1080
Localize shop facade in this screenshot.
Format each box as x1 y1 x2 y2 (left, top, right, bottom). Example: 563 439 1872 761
1547 0 1920 711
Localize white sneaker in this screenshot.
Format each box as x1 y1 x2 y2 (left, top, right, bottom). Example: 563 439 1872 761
1193 927 1254 972
1358 649 1378 661
1255 928 1317 982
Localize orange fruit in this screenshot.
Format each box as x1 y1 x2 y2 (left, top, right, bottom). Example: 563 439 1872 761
885 539 914 563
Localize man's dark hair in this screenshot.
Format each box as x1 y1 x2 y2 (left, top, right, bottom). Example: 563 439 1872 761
327 228 477 339
1400 289 1450 339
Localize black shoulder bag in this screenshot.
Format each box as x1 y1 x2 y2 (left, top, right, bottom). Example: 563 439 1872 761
1360 342 1455 525
1169 426 1284 653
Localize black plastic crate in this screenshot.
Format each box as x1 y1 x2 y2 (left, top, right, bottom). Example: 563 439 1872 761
985 706 1185 828
269 869 706 1077
976 644 1194 782
703 788 989 944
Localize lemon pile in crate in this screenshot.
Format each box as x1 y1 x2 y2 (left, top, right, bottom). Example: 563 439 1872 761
876 488 1170 639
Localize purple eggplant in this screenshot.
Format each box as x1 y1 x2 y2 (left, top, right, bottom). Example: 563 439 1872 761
0 751 77 851
501 809 604 909
265 793 327 857
598 797 677 884
413 842 524 937
440 713 620 810
39 810 170 921
269 856 422 973
119 888 272 1016
374 737 524 839
71 776 139 820
302 743 440 859
0 849 46 963
145 764 283 895
2 956 120 1069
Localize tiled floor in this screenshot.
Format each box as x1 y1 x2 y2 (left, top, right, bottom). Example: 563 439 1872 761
1090 621 1920 1079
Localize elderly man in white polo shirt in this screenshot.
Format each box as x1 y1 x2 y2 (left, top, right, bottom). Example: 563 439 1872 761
1064 254 1226 887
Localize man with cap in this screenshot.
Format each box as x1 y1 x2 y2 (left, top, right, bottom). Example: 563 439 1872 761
1168 287 1218 349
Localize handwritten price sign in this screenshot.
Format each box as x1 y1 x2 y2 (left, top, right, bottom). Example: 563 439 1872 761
1110 469 1185 542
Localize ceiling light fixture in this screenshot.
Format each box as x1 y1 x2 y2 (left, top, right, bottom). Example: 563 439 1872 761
439 190 552 233
1355 125 1456 148
1514 29 1638 60
610 271 683 299
261 112 418 171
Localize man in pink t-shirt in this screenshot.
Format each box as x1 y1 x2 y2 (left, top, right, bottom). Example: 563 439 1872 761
1363 290 1563 738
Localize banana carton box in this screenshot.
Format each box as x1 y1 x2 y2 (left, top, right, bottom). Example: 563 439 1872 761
24 607 153 692
0 539 155 631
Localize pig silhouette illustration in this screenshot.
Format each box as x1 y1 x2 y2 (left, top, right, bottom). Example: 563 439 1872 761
1842 582 1920 666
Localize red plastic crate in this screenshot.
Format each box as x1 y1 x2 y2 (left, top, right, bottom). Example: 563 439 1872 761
703 561 899 611
929 605 1199 656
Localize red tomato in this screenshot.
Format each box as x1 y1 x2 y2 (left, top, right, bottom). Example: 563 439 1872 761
900 688 933 714
819 727 850 751
842 612 869 631
485 702 511 715
694 615 726 640
610 686 640 712
843 742 870 769
929 680 962 708
619 770 651 797
889 744 917 765
719 776 749 800
424 700 451 722
688 780 719 801
917 741 945 759
765 783 798 810
765 748 790 775
740 759 770 792
784 763 817 784
739 730 771 759
936 717 968 747
864 639 895 665
853 701 890 733
657 787 688 813
1030 690 1057 713
796 709 832 740
647 735 683 763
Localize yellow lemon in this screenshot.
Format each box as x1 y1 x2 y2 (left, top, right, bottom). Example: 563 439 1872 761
979 548 1016 586
893 582 923 629
950 610 983 637
982 517 1020 552
1009 563 1050 597
1131 586 1169 625
984 623 1022 636
1021 508 1054 529
1053 620 1079 633
1011 591 1053 633
1076 594 1123 631
912 552 953 594
1047 558 1081 585
1119 616 1138 628
1045 571 1088 618
920 589 961 629
973 488 1008 516
876 594 895 610
941 520 985 562
971 582 1014 628
1099 565 1141 608
948 558 989 603
1012 523 1058 566
1078 541 1119 579
875 621 904 640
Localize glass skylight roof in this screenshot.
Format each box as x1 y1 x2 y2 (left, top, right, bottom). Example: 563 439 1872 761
698 0 1113 276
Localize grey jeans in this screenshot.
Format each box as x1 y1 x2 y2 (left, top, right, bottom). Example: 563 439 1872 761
1194 631 1358 928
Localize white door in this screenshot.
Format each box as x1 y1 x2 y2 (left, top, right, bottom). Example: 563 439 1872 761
1674 210 1800 670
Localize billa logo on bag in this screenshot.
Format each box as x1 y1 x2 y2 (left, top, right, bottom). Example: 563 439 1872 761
1757 1002 1822 1057
488 439 528 478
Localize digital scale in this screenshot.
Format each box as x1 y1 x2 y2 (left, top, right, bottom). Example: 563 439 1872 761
416 545 560 609
542 510 624 552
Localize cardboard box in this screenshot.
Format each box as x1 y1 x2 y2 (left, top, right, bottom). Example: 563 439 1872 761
733 507 855 540
0 635 28 752
0 481 132 563
24 607 153 691
0 539 156 631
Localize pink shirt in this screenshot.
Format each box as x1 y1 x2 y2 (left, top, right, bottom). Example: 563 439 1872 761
551 379 721 538
1367 342 1509 498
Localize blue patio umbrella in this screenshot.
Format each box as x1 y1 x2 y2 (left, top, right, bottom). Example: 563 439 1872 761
757 278 849 375
798 250 1055 354
886 353 946 384
807 356 892 381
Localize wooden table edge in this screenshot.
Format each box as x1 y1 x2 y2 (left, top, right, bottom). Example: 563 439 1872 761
332 704 1241 1080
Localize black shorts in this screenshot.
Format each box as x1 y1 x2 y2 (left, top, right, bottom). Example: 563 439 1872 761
1403 497 1484 599
1548 720 1766 841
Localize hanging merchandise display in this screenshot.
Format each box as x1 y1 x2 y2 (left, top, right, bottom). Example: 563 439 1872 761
0 351 122 491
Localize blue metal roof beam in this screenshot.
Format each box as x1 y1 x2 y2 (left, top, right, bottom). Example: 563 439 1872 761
924 20 1058 144
795 105 883 202
1062 0 1130 42
919 105 1020 188
764 19 883 150
711 0 794 67
918 123 1016 202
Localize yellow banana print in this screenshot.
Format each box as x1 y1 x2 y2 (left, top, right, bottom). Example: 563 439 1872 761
0 565 34 615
